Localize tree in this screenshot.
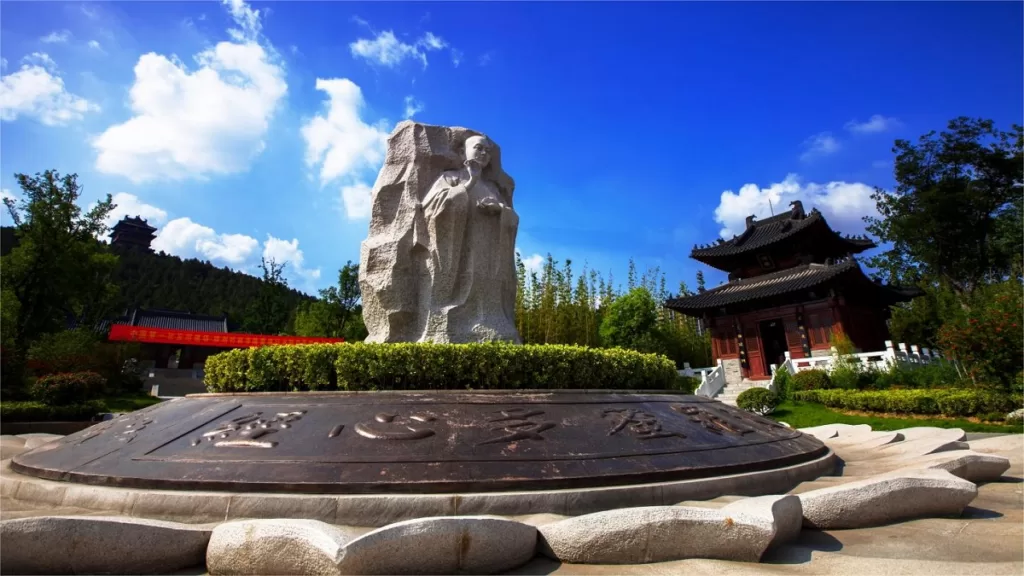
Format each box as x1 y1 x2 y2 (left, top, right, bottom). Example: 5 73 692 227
1 171 118 351
242 258 291 334
695 270 706 292
599 286 660 351
293 261 368 341
865 117 1023 294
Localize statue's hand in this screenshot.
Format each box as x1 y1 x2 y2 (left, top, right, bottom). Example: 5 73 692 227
477 197 503 215
464 159 482 189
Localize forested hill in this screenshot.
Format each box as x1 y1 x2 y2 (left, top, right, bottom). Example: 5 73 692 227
1 226 313 328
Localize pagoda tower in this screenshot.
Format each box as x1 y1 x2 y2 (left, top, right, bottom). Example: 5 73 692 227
109 216 157 252
666 201 920 382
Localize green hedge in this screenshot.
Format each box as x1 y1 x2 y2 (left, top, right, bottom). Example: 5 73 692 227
0 400 104 422
793 388 1023 417
737 387 779 415
204 342 681 393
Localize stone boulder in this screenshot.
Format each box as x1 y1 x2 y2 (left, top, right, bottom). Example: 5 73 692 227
798 469 978 529
1 515 212 574
538 502 798 564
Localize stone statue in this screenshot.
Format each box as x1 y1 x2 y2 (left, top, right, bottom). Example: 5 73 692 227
359 121 522 344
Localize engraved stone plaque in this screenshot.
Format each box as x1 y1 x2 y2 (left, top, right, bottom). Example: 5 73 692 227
11 392 827 494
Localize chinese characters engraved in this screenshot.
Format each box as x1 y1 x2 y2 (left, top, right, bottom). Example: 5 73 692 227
478 408 556 446
602 408 687 440
354 413 436 441
670 404 755 436
192 410 306 449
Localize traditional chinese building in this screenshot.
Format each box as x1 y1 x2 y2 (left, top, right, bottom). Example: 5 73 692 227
665 201 919 383
109 216 157 251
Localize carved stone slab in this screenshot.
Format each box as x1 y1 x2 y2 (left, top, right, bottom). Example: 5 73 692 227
11 393 827 493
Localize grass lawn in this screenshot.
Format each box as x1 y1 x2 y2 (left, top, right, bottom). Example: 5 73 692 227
771 400 1023 434
98 392 164 413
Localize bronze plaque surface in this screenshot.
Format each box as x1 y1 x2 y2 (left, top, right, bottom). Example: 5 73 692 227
11 392 827 493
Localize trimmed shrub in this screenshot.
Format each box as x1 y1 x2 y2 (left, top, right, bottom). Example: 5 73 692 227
204 342 680 393
672 374 700 394
772 367 792 402
870 363 965 390
792 369 832 391
737 387 779 415
0 400 104 422
29 372 106 405
793 388 1022 418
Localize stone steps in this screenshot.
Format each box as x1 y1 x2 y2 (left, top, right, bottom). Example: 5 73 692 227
712 381 772 406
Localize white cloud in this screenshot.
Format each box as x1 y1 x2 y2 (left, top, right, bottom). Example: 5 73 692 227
0 54 99 125
349 30 447 69
845 114 900 134
799 132 840 162
152 217 259 268
0 58 7 70
301 78 388 186
105 192 168 228
263 234 321 287
403 95 424 119
1 188 15 203
41 30 72 44
478 52 494 66
87 40 103 51
340 182 373 220
92 0 287 182
713 174 879 238
450 49 463 67
518 250 544 273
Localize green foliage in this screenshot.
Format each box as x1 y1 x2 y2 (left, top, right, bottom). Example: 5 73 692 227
293 261 368 341
937 279 1023 390
772 366 792 402
737 387 779 415
673 374 700 394
29 372 106 405
792 369 832 391
600 286 659 350
0 400 105 422
888 283 963 348
793 388 1022 417
242 258 293 335
770 400 1021 434
205 342 680 393
27 329 103 375
865 117 1022 293
513 253 711 368
100 239 313 332
1 171 119 383
25 330 144 394
870 363 964 390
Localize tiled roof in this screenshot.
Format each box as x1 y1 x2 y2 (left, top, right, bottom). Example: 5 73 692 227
122 308 229 333
664 257 917 312
111 216 157 233
691 209 875 259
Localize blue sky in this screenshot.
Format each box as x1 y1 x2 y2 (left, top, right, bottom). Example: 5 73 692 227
1 1 1021 295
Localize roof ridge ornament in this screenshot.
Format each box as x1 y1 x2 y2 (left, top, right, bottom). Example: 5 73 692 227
789 200 805 220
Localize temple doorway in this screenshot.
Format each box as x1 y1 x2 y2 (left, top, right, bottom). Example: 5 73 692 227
759 319 788 375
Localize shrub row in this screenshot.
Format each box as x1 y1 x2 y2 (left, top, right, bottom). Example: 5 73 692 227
737 387 779 415
29 372 106 405
0 400 104 422
793 388 1023 417
204 342 681 393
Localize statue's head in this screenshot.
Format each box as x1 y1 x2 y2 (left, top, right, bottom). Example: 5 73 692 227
455 132 514 204
464 135 494 168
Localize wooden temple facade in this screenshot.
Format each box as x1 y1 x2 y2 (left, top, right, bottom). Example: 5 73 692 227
665 201 920 381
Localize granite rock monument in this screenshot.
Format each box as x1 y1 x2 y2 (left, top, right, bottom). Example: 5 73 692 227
359 121 522 344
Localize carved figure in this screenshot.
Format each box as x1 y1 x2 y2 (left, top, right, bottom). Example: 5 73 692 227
359 122 522 343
